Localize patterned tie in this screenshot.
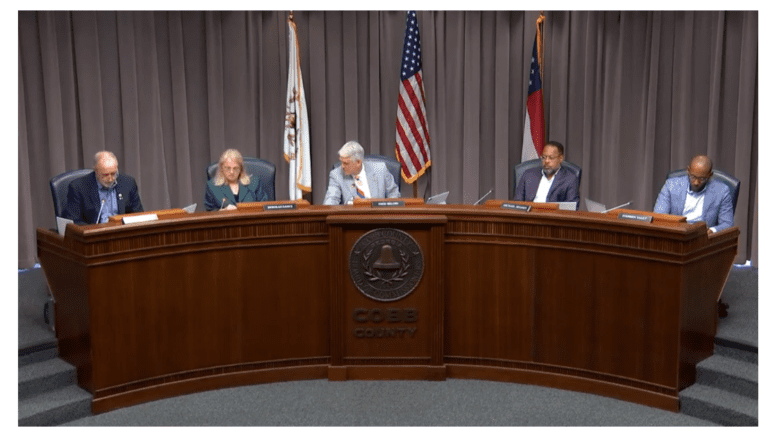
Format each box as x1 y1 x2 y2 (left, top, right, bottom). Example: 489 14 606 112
355 176 366 198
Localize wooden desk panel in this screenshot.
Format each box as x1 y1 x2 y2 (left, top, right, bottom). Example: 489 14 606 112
87 244 331 393
444 242 535 362
37 205 738 413
531 248 680 388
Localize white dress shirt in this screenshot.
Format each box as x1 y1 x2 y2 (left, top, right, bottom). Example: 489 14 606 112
354 165 372 199
682 185 710 230
533 171 556 203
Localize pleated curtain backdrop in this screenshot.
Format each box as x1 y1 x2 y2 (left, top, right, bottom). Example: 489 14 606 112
18 11 758 268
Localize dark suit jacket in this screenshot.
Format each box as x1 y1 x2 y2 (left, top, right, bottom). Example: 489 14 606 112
514 166 580 207
63 172 144 225
204 176 267 211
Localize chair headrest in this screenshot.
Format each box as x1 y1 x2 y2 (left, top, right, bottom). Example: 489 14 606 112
331 154 402 188
50 169 93 218
206 158 277 201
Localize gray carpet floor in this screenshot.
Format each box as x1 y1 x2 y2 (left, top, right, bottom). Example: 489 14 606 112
62 379 715 426
18 266 55 351
716 266 758 349
19 265 757 426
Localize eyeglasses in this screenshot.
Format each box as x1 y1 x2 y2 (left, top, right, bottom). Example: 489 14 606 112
687 173 709 183
540 155 560 161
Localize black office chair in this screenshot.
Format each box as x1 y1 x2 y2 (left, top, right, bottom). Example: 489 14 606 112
664 168 741 214
48 168 93 331
207 157 276 201
50 169 93 220
330 154 403 189
513 159 582 200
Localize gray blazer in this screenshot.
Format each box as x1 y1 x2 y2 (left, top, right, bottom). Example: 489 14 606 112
323 160 400 205
653 176 734 232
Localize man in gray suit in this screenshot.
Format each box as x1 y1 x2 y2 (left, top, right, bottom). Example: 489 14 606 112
323 141 400 205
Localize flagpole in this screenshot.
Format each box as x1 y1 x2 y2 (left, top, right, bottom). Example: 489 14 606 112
537 12 545 81
520 12 547 162
394 11 432 199
284 10 312 203
287 11 310 202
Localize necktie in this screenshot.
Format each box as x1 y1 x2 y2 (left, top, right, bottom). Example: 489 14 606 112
355 176 366 198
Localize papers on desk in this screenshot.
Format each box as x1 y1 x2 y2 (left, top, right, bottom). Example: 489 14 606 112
122 213 159 224
550 201 577 211
182 203 197 213
56 217 73 236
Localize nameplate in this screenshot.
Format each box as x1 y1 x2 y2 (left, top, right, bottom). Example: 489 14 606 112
122 213 159 224
263 203 297 211
617 212 654 223
501 203 531 212
372 200 405 207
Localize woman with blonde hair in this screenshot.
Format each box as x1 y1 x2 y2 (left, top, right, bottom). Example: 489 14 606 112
204 149 267 211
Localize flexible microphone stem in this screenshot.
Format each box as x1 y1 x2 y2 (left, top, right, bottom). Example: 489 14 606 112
474 189 493 206
96 199 106 224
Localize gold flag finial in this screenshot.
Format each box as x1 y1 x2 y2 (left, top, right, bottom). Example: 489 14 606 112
537 12 546 81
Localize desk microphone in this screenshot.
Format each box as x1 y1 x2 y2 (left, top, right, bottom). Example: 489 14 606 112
604 201 633 213
96 199 106 224
220 198 227 210
474 189 493 205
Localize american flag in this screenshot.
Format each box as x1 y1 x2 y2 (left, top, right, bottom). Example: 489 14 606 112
394 11 431 184
521 32 545 162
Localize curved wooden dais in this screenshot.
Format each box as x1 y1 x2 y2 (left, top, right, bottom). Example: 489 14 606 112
37 202 738 413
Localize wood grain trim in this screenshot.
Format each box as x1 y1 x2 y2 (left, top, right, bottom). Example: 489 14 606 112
446 364 679 412
109 208 188 223
430 224 445 366
329 225 345 367
444 356 676 395
336 365 446 381
326 214 448 225
92 364 329 414
483 199 560 211
605 208 687 223
353 197 425 207
94 357 331 399
236 199 311 211
343 357 431 365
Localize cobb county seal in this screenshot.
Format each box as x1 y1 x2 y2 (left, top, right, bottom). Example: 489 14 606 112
349 228 424 302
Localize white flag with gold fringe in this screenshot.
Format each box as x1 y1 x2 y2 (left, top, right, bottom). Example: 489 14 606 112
283 15 311 200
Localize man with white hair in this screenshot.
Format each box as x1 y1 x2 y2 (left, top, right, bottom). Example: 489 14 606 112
64 151 144 224
323 141 400 205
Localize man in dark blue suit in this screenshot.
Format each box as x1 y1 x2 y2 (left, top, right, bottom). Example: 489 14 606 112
63 151 144 224
514 141 579 207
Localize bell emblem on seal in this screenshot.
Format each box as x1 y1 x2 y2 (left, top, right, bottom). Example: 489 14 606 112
372 245 400 272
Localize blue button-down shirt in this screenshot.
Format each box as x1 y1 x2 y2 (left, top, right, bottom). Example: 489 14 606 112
96 174 119 223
